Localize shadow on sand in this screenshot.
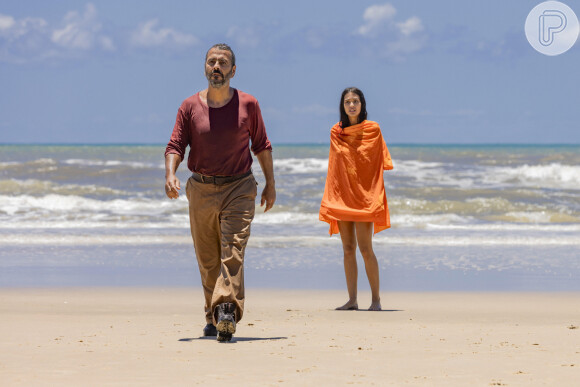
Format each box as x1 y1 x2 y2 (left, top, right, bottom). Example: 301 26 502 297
332 309 404 312
179 336 287 343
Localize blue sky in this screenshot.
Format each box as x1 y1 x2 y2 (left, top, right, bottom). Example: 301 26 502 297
0 0 578 144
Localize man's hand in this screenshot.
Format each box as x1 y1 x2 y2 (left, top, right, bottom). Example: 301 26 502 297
165 174 181 199
165 153 182 199
256 150 276 212
260 183 276 212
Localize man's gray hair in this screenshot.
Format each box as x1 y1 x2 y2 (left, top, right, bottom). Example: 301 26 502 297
206 43 236 66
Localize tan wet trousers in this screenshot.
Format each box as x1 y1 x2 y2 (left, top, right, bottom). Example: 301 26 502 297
185 173 257 325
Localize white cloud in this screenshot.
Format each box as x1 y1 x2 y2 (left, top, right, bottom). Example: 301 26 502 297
1 4 200 63
99 36 115 51
305 29 325 49
397 16 424 37
226 25 261 48
357 3 396 36
0 14 16 31
385 34 427 58
51 3 114 51
356 3 427 60
0 13 48 39
0 4 117 63
130 19 198 48
0 13 51 63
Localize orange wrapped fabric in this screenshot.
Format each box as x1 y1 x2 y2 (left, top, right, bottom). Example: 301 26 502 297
319 120 393 235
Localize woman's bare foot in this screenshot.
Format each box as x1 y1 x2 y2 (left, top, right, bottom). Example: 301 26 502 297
368 300 382 311
335 300 358 310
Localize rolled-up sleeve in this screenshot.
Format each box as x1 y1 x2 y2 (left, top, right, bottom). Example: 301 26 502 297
165 106 189 159
249 101 272 155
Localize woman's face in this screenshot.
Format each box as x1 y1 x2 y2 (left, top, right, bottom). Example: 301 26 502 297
343 92 361 124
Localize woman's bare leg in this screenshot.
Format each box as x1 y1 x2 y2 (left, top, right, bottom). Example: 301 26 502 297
336 221 358 310
355 222 381 311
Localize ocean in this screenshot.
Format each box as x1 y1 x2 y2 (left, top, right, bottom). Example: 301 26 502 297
0 144 579 290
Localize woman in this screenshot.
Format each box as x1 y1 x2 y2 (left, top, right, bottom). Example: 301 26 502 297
319 87 393 311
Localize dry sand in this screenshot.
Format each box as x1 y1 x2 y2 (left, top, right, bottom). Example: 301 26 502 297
0 288 578 386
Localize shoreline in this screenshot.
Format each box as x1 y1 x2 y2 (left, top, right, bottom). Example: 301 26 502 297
1 288 578 386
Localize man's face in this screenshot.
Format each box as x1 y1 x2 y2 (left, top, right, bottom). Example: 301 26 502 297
205 48 235 88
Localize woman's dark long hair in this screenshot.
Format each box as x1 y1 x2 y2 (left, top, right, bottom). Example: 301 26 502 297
339 87 367 128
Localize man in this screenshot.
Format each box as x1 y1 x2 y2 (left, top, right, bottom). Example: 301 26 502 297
165 43 276 342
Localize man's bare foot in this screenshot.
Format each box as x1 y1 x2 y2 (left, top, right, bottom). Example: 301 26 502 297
368 301 382 311
335 300 358 310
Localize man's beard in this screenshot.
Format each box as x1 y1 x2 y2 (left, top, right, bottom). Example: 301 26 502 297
206 69 233 88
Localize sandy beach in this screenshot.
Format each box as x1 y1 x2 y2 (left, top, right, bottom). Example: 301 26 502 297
0 288 578 386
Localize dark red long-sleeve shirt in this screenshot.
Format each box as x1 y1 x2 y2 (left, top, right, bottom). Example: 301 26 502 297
165 89 272 176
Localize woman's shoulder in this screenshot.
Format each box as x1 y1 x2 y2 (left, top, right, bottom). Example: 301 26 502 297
362 120 380 128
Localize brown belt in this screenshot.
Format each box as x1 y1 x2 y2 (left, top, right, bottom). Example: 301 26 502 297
191 170 252 185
